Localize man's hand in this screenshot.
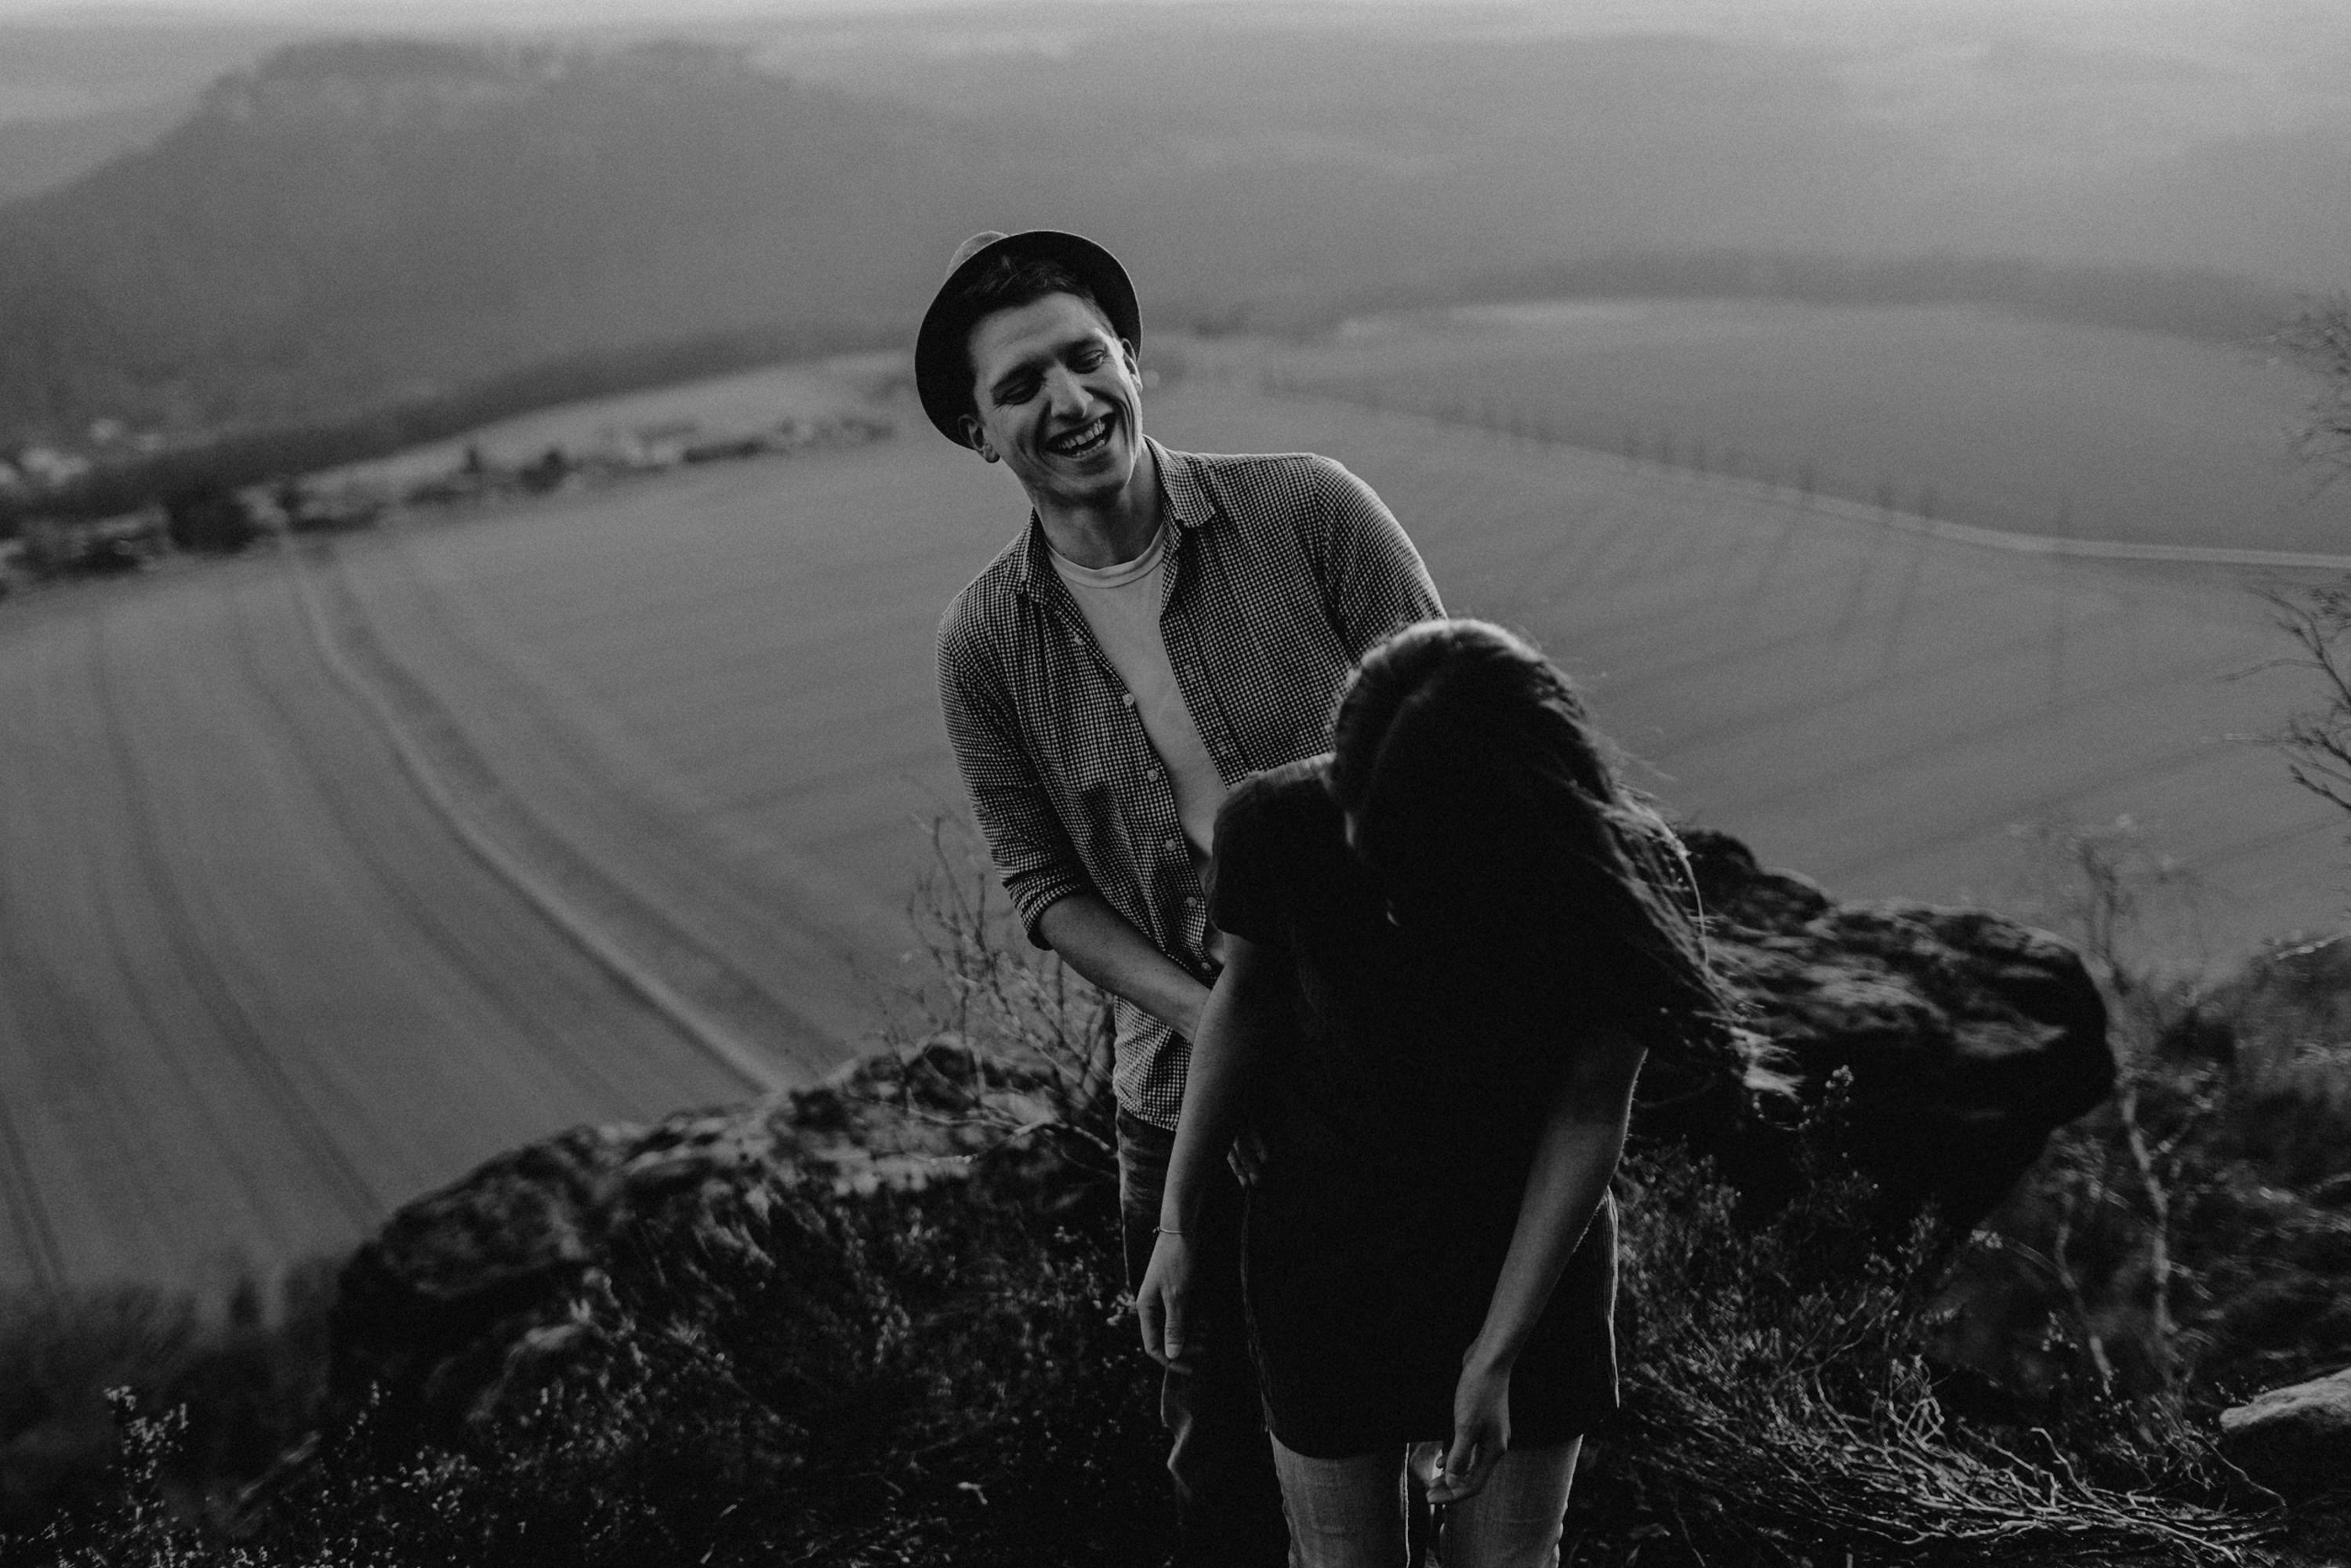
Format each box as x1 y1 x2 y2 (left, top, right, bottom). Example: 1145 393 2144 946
1134 1229 1196 1367
1036 894 1212 1039
1428 1352 1512 1504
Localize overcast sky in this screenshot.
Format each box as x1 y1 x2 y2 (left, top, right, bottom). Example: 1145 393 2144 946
0 0 2290 30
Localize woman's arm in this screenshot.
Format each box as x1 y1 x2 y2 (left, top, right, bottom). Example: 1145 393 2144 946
1429 1025 1646 1504
1134 932 1289 1367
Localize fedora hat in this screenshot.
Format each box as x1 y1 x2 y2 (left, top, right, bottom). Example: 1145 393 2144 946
914 230 1141 446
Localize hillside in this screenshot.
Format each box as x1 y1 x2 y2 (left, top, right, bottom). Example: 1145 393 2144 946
0 16 300 199
0 40 988 441
0 14 2339 449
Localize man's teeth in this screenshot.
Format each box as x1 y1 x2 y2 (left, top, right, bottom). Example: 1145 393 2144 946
1050 417 1111 455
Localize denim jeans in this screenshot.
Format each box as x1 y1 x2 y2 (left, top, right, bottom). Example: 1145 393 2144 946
1268 1434 1582 1568
1118 1109 1291 1567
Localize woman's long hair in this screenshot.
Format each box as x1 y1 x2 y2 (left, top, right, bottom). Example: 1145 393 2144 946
1328 619 1740 1055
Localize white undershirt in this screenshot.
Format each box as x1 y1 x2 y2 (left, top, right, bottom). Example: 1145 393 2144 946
1048 525 1228 855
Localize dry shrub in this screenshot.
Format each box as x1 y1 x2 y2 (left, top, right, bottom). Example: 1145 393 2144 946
867 819 1119 1183
1577 1149 2271 1566
0 1265 335 1535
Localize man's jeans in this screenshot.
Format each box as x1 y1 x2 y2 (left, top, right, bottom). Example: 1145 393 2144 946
1268 1436 1583 1568
1118 1109 1290 1567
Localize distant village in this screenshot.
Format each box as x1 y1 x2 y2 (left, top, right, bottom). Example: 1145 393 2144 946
0 408 894 598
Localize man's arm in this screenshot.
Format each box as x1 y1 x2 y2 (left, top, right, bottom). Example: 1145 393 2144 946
1035 893 1210 1040
938 625 1093 944
1316 459 1444 657
939 619 1209 1030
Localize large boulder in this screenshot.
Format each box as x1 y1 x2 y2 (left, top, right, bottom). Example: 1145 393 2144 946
2219 1366 2351 1499
1669 829 2113 1230
328 1041 1075 1443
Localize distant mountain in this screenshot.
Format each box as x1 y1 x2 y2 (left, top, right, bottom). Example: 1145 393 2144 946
0 22 2332 448
0 100 184 204
0 16 296 200
0 40 998 439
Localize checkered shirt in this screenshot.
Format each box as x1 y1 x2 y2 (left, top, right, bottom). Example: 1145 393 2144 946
937 437 1444 1127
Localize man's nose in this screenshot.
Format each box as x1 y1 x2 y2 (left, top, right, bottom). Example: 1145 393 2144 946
1042 368 1093 416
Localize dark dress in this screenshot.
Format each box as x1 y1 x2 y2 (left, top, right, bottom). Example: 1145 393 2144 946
1207 757 1622 1461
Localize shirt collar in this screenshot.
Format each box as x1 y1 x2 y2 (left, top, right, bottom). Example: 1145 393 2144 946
1016 437 1218 601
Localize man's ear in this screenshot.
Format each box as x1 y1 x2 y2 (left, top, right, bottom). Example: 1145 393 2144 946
959 412 997 462
1120 338 1141 380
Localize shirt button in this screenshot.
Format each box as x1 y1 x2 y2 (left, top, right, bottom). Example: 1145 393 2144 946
1145 764 1165 782
1162 835 1184 854
1119 691 1137 708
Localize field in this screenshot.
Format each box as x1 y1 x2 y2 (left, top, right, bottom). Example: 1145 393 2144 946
2 325 2346 1289
1267 299 2351 555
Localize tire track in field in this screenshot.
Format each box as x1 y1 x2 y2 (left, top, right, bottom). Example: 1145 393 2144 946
346 529 883 1053
1269 384 2351 573
81 606 384 1231
1599 583 2154 764
277 541 795 1096
222 577 651 1112
73 746 299 1262
1666 627 2223 819
0 648 155 1289
1804 735 2267 887
0 877 67 1287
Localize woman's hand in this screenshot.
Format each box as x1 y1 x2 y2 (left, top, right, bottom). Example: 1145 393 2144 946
1134 1229 1195 1368
1428 1352 1512 1504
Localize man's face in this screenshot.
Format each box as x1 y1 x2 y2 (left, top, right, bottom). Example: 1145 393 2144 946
960 292 1143 510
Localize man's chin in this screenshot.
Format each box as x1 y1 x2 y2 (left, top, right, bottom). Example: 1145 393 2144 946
1048 441 1139 498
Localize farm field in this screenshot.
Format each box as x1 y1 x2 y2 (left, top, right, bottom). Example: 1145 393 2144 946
365 359 2343 976
2 342 2346 1288
1254 299 2351 556
0 560 767 1292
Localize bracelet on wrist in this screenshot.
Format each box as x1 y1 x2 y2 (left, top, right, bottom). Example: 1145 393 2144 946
1153 1225 1187 1238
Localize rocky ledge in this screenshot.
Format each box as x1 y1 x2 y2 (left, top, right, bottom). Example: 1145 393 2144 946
1677 827 2113 1228
2220 1365 2351 1501
332 828 2113 1441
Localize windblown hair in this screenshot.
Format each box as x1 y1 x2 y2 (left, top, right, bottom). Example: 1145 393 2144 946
947 256 1116 430
1328 619 1741 1057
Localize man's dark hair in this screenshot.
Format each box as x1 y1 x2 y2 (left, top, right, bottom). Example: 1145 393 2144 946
949 256 1118 423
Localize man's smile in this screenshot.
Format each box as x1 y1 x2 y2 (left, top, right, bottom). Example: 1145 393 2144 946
1044 412 1116 459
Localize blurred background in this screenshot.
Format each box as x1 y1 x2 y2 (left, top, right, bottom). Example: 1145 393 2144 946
0 0 2346 1293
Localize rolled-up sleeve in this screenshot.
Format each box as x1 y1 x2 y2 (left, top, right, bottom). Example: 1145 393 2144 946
1312 458 1443 657
937 622 1091 946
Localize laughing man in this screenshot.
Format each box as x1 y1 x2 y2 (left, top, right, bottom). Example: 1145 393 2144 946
923 230 1442 1565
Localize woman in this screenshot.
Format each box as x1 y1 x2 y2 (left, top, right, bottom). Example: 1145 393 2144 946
1136 619 1735 1567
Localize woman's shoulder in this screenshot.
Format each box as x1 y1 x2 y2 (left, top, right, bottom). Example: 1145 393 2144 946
1218 754 1339 843
1209 757 1344 942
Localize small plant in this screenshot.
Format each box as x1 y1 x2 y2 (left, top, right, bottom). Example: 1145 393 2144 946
1581 1151 2269 1566
2284 299 2351 486
870 819 1118 1182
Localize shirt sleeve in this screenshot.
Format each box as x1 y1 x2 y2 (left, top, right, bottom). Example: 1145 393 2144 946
1313 458 1444 659
937 620 1093 948
1205 775 1289 949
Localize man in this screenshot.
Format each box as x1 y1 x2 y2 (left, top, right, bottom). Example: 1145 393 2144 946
923 230 1441 1564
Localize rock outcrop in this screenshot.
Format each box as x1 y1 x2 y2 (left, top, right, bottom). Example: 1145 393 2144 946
2219 1366 2351 1499
1676 828 2113 1229
329 1042 1071 1442
330 829 2112 1442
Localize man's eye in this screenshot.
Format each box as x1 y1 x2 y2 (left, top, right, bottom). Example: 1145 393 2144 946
997 379 1039 405
1072 347 1106 370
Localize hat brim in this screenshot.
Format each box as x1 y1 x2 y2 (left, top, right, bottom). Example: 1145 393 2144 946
914 230 1141 447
